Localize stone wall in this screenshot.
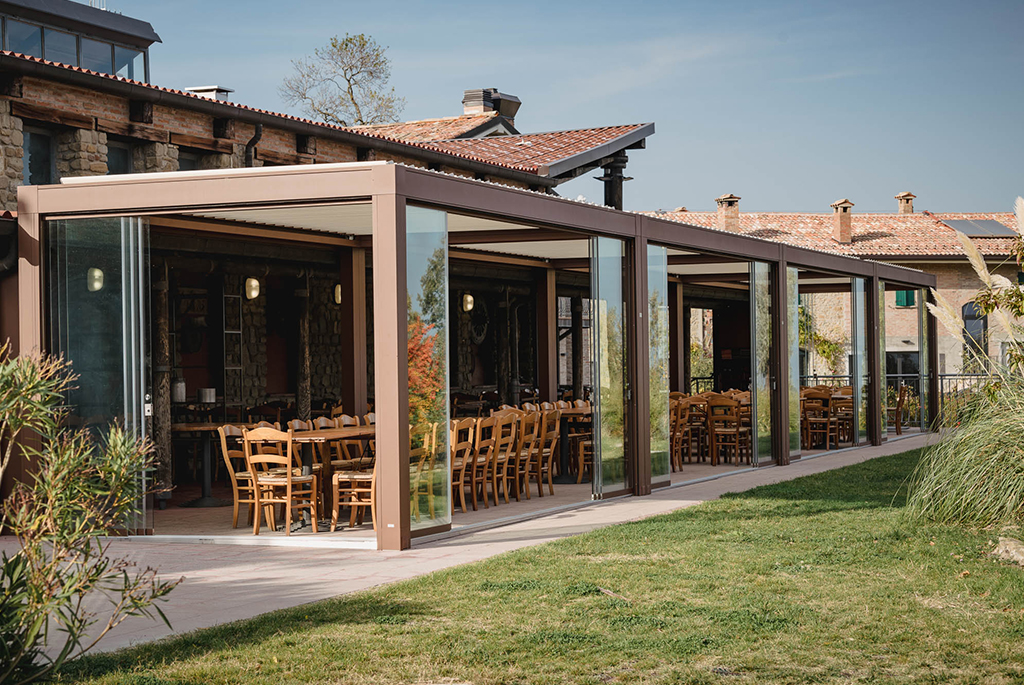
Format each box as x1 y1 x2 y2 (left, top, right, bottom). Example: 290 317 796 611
225 273 268 408
308 276 345 403
0 100 22 211
55 128 107 177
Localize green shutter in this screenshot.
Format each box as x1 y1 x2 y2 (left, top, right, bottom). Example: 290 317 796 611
895 290 915 307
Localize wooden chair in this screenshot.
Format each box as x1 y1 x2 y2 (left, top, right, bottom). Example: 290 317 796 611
286 418 311 432
887 385 909 435
513 411 541 498
489 412 518 504
472 414 500 508
450 418 477 513
533 409 560 496
708 397 750 466
218 424 256 528
330 461 376 532
329 404 345 419
802 391 838 450
522 402 540 412
242 427 318 536
410 422 438 521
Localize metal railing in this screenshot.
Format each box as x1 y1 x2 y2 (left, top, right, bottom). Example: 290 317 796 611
800 374 853 388
689 376 714 394
937 373 989 425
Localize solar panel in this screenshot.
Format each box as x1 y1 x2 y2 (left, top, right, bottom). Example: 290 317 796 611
942 219 1018 238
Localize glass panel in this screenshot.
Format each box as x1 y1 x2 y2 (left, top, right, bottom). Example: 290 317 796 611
24 130 53 185
48 217 151 532
6 20 41 57
851 277 868 444
114 45 144 80
43 28 77 66
591 236 627 495
787 266 801 457
647 244 670 485
750 261 772 464
918 288 930 430
406 206 450 530
80 37 113 74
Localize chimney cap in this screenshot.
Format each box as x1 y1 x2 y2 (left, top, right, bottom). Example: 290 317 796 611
895 191 916 199
184 85 234 101
830 198 855 209
462 88 521 119
673 206 687 213
716 193 741 203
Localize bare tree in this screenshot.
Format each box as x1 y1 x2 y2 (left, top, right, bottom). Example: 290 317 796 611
280 33 406 126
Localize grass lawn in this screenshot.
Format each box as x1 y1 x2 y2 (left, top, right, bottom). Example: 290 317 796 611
60 449 1024 684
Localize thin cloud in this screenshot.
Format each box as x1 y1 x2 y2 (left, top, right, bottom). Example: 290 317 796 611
781 68 876 83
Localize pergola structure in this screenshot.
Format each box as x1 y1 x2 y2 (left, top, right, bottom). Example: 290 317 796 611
5 162 938 550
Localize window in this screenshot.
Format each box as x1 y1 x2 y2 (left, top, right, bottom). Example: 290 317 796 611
962 302 988 366
23 128 55 185
6 19 41 57
895 289 916 307
43 28 77 66
177 152 199 171
113 45 144 80
80 37 112 73
106 142 134 175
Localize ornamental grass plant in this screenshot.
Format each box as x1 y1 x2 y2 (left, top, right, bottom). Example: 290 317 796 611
906 197 1024 527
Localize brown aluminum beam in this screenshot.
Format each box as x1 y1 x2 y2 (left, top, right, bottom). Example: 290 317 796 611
536 268 558 402
371 192 411 551
771 262 791 465
148 215 359 248
927 289 940 429
450 248 550 270
447 228 581 245
668 281 684 393
667 254 744 266
339 247 368 417
676 273 750 284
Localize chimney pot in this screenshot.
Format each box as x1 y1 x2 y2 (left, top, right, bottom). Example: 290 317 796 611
895 191 916 215
830 198 854 243
715 193 741 232
462 88 521 121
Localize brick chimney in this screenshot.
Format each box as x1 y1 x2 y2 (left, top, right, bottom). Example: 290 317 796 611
831 198 854 243
895 191 915 215
462 88 522 122
715 193 741 232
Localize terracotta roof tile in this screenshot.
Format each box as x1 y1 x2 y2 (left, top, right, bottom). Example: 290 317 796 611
428 124 649 174
652 209 1018 259
349 113 503 142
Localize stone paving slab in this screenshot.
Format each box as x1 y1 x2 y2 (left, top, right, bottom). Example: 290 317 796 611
0 433 934 653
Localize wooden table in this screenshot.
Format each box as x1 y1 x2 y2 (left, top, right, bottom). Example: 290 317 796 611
554 407 592 484
291 426 376 521
170 422 255 508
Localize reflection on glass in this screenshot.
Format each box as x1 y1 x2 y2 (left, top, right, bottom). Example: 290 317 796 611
787 266 801 456
750 261 772 464
6 20 41 57
918 289 930 430
591 236 627 494
24 130 53 185
114 45 144 80
851 277 868 444
80 37 112 73
647 244 670 484
406 206 450 530
43 28 77 66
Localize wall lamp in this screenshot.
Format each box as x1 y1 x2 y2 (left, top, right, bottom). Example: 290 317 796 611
334 283 343 305
245 277 260 300
87 267 104 292
462 293 475 312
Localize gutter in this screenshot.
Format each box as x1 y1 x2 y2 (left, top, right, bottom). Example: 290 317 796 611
0 54 556 189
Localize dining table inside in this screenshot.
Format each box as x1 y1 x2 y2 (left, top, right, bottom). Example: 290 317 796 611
289 424 377 527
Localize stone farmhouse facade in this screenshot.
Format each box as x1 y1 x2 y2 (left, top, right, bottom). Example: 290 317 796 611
657 193 1019 378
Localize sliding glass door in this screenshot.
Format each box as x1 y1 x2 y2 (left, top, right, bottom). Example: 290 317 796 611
48 216 152 533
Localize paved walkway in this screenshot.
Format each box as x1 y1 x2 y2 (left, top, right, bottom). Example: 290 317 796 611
2 433 934 653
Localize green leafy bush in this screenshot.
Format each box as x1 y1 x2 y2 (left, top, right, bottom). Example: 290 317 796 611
0 345 179 684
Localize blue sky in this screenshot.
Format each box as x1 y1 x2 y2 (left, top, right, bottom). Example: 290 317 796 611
125 0 1023 213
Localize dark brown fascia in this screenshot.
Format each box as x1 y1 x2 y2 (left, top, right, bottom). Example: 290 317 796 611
0 54 555 190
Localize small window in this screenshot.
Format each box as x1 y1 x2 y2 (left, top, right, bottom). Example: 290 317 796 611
80 37 112 73
113 45 144 80
177 152 199 171
23 128 55 185
895 290 916 307
6 19 41 57
106 142 133 175
43 28 77 66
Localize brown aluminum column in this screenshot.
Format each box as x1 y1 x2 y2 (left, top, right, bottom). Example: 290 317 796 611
627 232 651 496
372 193 411 551
867 274 883 446
668 281 684 393
339 247 368 417
536 268 558 402
770 262 791 465
927 289 940 429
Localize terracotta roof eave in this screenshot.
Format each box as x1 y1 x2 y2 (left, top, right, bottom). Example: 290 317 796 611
0 53 557 187
538 122 655 179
